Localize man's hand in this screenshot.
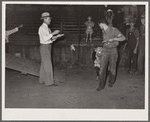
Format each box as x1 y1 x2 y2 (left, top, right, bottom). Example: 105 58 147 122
51 34 64 42
56 34 64 38
102 40 107 43
51 36 57 42
102 38 114 43
18 24 23 29
52 30 60 35
108 38 114 42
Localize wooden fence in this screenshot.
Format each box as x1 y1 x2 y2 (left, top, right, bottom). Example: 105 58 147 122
6 40 103 67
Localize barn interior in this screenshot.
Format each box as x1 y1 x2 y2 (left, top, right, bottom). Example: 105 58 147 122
5 4 145 109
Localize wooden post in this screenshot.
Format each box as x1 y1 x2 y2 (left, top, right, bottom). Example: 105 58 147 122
78 6 81 64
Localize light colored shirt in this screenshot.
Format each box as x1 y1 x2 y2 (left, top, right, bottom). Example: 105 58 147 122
103 26 122 54
38 23 53 44
103 26 121 48
5 27 18 43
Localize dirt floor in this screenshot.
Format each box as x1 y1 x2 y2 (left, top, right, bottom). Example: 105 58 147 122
5 66 145 109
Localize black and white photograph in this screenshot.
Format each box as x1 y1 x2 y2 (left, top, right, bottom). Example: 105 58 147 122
2 1 149 121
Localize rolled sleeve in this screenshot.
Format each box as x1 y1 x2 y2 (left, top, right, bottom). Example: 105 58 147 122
114 28 122 38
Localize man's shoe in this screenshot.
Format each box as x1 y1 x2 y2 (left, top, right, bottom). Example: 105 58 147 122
108 84 113 87
46 84 58 87
96 87 103 91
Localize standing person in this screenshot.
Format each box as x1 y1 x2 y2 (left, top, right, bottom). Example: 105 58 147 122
105 9 114 27
124 18 139 74
135 15 145 75
38 12 60 86
85 16 95 43
97 19 125 91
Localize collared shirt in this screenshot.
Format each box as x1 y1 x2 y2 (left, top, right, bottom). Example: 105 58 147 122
5 27 18 43
102 26 121 53
38 23 53 44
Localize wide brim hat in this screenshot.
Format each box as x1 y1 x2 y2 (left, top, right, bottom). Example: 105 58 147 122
40 12 51 19
107 9 113 12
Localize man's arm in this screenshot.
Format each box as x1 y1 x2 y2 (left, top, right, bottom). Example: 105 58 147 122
6 25 23 37
133 28 140 54
104 33 126 43
113 28 126 41
113 33 126 42
38 27 60 43
103 28 126 43
126 29 129 40
6 27 19 37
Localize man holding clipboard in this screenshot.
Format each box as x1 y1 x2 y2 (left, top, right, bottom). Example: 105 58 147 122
38 12 64 87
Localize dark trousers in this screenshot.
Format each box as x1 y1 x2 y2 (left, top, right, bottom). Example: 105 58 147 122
98 52 118 89
95 67 100 77
39 44 54 85
137 38 145 74
137 49 145 74
125 46 138 72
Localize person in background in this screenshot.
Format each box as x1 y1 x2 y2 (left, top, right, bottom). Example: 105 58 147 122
97 19 125 91
105 9 114 27
5 24 23 43
5 25 23 53
85 16 95 43
124 18 139 74
38 12 62 86
135 14 145 75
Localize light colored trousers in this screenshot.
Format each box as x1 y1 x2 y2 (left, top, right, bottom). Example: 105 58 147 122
39 44 54 85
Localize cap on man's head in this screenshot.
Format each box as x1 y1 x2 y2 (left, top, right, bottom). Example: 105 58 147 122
107 9 113 12
41 12 51 19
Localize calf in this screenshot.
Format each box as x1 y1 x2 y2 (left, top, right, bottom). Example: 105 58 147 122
92 47 103 80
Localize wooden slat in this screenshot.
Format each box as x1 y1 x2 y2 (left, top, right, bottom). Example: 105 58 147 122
22 61 40 76
6 54 18 65
6 54 40 76
6 57 30 71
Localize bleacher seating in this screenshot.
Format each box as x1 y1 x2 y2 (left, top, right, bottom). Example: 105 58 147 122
6 5 125 46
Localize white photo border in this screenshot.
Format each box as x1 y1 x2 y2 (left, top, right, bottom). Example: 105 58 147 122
2 1 149 121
